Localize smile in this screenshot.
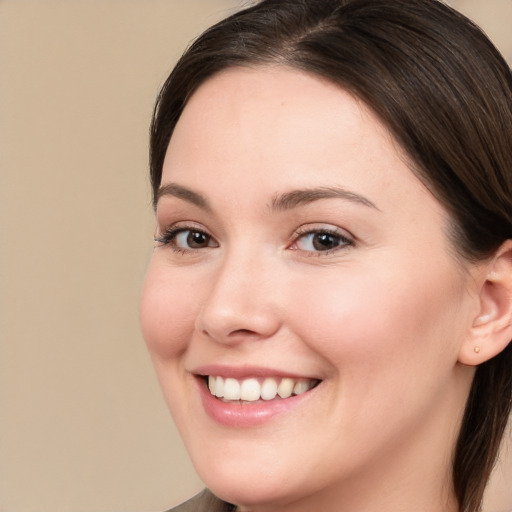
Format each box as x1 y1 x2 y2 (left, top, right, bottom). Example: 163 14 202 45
194 368 322 427
207 376 319 402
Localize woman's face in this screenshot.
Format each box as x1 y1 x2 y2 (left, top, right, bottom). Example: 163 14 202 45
141 67 479 510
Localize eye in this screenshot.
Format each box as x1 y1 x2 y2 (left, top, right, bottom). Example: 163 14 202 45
291 228 353 253
154 226 218 252
174 230 213 249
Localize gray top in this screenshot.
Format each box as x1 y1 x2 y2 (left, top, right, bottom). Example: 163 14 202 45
166 489 235 512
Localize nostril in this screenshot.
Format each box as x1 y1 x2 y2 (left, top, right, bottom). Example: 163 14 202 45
196 305 281 344
231 329 256 336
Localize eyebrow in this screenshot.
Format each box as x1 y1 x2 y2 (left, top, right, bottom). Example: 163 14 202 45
155 183 379 213
270 186 379 211
156 183 212 212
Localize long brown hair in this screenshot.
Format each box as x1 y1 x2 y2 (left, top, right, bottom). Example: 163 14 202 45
149 1 512 510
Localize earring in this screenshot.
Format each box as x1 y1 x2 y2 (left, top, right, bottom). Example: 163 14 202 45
474 346 481 354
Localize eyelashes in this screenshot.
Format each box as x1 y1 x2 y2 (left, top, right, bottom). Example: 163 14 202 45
154 223 354 257
290 227 353 253
154 226 218 254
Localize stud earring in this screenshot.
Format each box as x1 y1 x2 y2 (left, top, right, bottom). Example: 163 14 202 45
474 346 481 354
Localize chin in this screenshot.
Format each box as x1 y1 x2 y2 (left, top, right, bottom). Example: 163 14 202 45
189 442 328 510
203 474 298 510
194 450 284 499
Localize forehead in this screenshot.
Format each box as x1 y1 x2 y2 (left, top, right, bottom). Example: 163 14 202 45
163 66 409 190
164 67 432 213
175 66 387 145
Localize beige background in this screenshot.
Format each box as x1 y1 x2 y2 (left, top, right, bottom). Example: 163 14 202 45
0 1 510 511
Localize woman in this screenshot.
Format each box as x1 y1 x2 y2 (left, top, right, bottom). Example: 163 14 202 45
140 0 512 511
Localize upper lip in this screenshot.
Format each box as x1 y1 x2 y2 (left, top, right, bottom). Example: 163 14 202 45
192 364 321 381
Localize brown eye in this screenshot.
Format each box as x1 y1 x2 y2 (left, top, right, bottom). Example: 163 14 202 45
311 233 340 251
186 230 211 248
154 227 218 251
294 230 352 253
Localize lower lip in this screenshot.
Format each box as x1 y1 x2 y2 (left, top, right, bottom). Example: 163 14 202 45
196 377 316 428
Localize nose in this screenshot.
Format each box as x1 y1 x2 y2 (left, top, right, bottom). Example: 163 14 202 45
194 251 281 345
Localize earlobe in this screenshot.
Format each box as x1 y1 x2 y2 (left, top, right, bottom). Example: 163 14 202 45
458 240 512 366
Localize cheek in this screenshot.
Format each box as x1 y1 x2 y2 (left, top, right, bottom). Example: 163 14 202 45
284 260 469 454
140 260 199 360
289 257 466 378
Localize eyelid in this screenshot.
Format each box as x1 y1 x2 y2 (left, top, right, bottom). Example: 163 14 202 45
155 220 203 242
154 221 218 251
154 221 354 256
288 224 354 255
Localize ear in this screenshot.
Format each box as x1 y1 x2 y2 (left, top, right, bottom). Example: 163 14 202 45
458 240 512 366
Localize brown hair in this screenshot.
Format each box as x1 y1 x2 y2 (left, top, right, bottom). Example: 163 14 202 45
149 1 512 510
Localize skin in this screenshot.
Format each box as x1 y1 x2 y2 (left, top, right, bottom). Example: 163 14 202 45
140 67 484 512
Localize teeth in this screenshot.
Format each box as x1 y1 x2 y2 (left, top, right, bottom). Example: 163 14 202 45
293 380 311 395
260 378 277 400
240 378 261 401
223 378 241 400
207 376 317 402
214 376 224 398
277 378 294 399
208 375 216 395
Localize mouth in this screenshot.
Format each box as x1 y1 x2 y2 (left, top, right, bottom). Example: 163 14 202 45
193 369 322 427
204 375 321 403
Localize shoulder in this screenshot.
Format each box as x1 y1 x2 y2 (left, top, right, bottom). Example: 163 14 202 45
165 489 234 512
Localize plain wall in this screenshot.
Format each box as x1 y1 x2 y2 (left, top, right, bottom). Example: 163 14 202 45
0 2 236 511
0 1 510 511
